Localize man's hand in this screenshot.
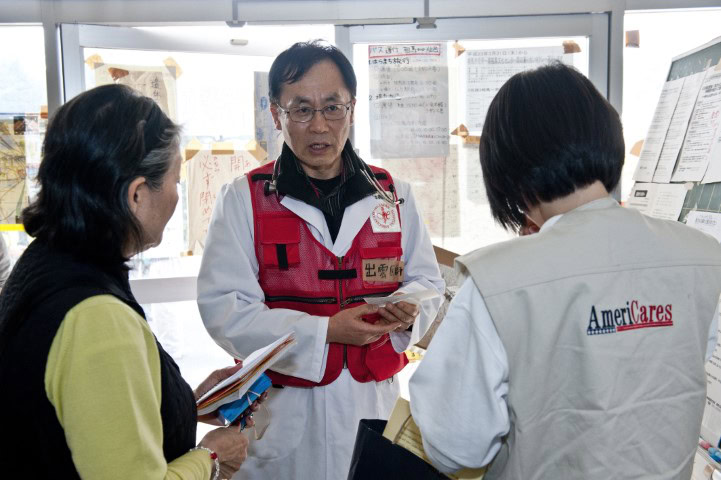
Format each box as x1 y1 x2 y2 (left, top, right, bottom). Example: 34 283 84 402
378 300 419 332
327 304 401 345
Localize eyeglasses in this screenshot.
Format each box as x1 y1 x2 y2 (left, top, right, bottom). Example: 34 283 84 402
276 103 353 123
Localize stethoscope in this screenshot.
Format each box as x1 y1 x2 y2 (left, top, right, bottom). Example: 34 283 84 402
264 159 404 206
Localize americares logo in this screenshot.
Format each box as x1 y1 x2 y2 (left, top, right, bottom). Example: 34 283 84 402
587 300 673 335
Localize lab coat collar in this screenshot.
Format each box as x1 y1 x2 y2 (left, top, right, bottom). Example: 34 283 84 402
280 195 333 249
331 195 379 256
280 193 383 255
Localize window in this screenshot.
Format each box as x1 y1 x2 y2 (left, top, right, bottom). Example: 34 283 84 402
349 14 604 255
0 24 47 267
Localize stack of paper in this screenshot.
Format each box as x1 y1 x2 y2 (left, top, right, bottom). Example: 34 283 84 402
196 332 296 415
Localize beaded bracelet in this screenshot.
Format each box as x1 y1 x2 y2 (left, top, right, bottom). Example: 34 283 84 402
190 446 219 480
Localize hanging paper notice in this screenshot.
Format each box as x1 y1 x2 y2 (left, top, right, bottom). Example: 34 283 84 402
0 135 27 223
626 182 688 221
462 47 565 133
672 70 721 182
254 71 283 164
633 77 684 182
703 126 721 184
94 63 178 121
187 150 259 253
685 210 721 242
369 43 449 159
652 71 707 183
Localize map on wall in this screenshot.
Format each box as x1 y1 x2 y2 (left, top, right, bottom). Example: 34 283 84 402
93 63 178 121
0 135 28 224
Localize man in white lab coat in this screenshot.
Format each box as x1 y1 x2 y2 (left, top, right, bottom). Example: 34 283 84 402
197 40 443 479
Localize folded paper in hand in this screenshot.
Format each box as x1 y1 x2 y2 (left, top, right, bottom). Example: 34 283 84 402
196 332 296 416
364 288 440 307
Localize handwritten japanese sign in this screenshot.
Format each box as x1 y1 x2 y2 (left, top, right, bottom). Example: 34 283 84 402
187 150 259 253
362 258 404 283
368 43 449 159
94 63 178 121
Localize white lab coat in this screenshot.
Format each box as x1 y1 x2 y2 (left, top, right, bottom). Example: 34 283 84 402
197 174 444 480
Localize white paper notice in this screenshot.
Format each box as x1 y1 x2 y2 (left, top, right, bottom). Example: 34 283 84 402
653 71 707 183
369 43 449 159
633 78 684 182
462 47 565 133
626 182 688 221
187 150 259 253
703 126 721 183
672 70 721 182
686 210 721 242
702 298 721 448
94 63 178 121
253 71 283 163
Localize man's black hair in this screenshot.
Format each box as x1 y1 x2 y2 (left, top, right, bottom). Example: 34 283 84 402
479 62 624 232
268 40 357 103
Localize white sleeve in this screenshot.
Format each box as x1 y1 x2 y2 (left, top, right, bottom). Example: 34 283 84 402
706 298 720 362
389 181 445 352
409 278 510 474
197 177 329 382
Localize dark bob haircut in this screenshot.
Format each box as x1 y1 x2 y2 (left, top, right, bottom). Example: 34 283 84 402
479 62 624 232
268 40 357 103
22 84 180 267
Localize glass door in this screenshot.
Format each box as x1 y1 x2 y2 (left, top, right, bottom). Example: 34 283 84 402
347 14 608 256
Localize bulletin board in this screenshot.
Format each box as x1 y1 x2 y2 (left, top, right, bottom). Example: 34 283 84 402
628 36 721 231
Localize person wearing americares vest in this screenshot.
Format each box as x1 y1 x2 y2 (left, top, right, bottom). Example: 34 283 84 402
410 63 721 480
197 41 444 480
0 84 255 480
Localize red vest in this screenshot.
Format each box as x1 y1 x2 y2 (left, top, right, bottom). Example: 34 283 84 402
247 162 409 387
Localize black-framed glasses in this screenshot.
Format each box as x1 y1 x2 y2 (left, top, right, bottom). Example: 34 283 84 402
276 103 352 123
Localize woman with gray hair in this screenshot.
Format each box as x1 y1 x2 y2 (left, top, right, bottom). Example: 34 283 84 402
0 84 255 480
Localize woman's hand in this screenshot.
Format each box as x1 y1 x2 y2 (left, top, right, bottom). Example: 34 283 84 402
236 391 269 429
195 363 243 426
198 428 248 478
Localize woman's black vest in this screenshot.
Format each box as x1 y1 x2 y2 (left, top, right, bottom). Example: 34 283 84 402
0 241 197 477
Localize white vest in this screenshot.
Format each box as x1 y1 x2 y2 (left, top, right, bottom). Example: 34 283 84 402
456 197 721 480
